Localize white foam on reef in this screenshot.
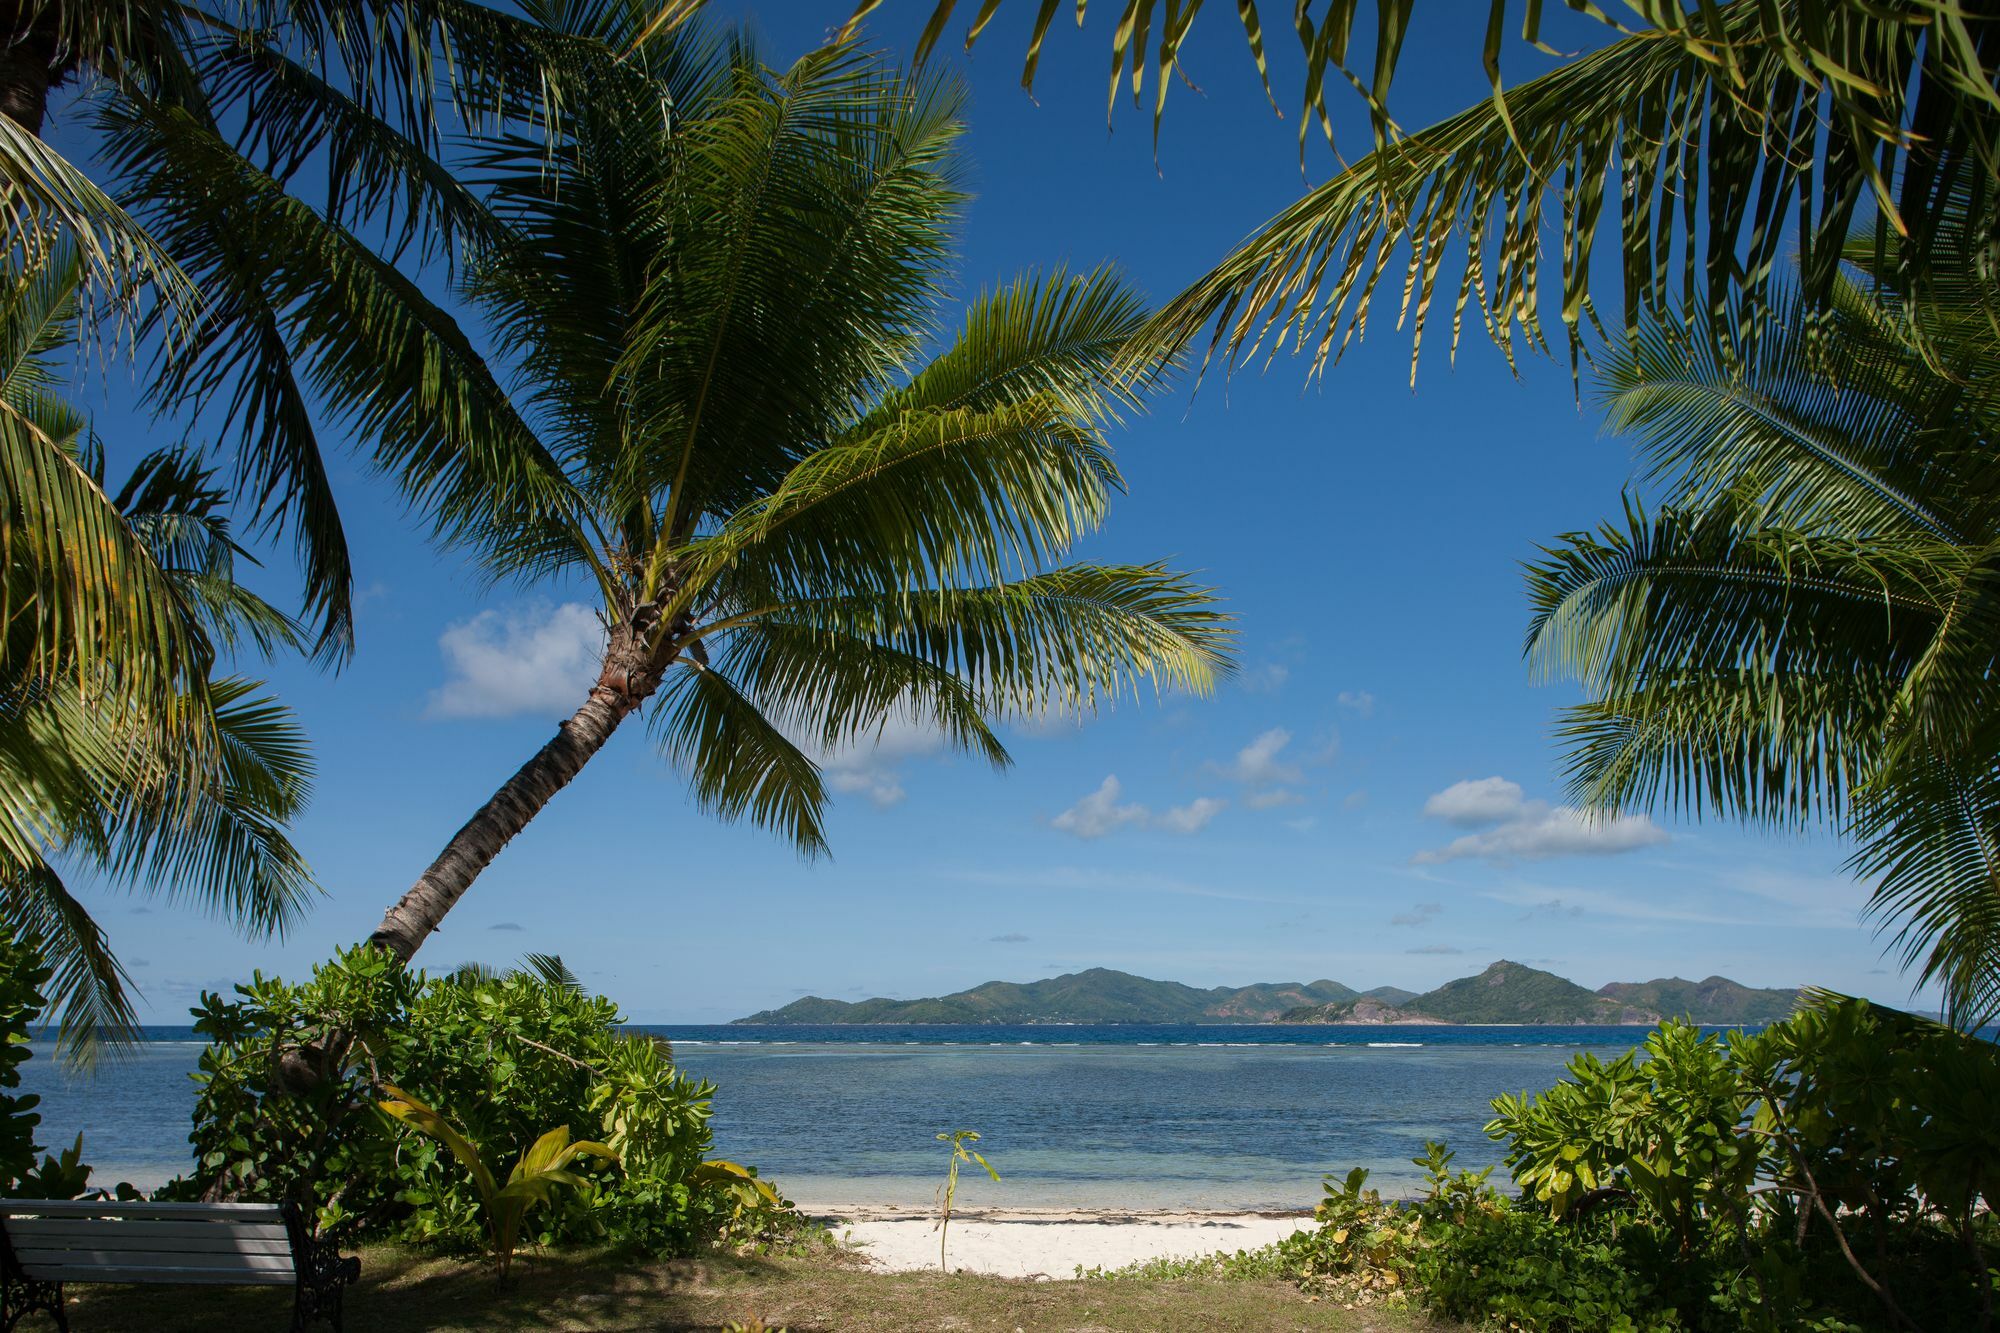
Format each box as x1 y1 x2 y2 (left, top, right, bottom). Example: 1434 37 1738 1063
1368 1042 1424 1048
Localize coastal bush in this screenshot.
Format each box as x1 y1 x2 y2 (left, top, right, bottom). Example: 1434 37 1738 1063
1183 1000 1999 1332
1471 997 2000 1332
0 929 52 1192
172 946 785 1256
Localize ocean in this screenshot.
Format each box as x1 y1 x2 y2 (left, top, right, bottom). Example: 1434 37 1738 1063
17 1022 1669 1210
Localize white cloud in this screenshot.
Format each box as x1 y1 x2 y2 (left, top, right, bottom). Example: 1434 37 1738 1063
1415 776 1667 864
1051 777 1227 837
814 711 945 810
1240 663 1290 694
429 602 602 719
1158 796 1227 834
1337 690 1376 718
1423 777 1526 826
1415 807 1667 863
1283 816 1319 832
1220 728 1304 786
1245 788 1304 810
1052 776 1150 838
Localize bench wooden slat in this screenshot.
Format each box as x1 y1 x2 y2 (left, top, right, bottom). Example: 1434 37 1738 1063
7 1218 290 1246
0 1201 283 1222
16 1247 294 1273
24 1264 297 1286
14 1235 293 1258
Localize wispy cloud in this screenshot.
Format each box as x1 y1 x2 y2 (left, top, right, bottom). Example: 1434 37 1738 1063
1414 776 1667 863
1336 690 1376 718
990 933 1030 944
1391 901 1442 927
1245 788 1304 810
429 602 601 720
1051 776 1226 837
953 865 1302 906
1407 944 1462 955
1239 663 1291 694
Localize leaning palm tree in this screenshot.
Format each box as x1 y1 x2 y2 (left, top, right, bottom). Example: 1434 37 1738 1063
1523 221 2000 1030
823 1 1999 382
0 246 317 1054
366 21 1229 960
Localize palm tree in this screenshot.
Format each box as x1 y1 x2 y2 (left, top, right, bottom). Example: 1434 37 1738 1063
366 21 1230 961
1523 223 2000 1029
1 246 317 1054
1 0 610 659
828 1 1998 380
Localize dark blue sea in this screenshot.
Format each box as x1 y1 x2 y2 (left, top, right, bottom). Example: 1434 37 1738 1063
15 1023 1713 1209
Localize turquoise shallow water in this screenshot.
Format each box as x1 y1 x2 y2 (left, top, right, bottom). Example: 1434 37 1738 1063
17 1023 1657 1208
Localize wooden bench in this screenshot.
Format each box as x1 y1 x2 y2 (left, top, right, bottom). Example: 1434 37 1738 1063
0 1200 359 1331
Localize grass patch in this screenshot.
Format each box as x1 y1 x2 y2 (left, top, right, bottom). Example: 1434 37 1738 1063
57 1241 1454 1331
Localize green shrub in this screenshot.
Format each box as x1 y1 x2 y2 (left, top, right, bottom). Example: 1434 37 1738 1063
1417 1204 1680 1333
0 929 51 1192
172 945 781 1257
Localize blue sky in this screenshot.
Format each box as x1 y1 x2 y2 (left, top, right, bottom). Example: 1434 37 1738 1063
61 3 1936 1022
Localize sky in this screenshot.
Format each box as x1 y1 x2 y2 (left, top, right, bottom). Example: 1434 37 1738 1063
54 2 1939 1023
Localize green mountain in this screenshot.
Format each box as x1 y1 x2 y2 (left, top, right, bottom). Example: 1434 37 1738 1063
1281 961 1663 1025
1596 976 1799 1025
734 968 1357 1024
739 962 1800 1026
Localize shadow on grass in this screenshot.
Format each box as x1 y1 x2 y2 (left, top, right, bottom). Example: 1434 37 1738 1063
61 1245 818 1333
57 1242 1444 1332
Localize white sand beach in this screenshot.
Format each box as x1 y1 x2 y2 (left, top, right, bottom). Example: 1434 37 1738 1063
817 1206 1315 1281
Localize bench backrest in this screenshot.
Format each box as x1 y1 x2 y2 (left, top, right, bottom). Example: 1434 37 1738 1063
0 1200 299 1286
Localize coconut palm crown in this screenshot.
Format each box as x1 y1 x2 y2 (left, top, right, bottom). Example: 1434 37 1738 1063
0 246 316 1053
1524 222 2000 1029
367 21 1231 959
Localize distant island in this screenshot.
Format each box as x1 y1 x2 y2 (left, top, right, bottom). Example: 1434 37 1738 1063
733 961 1800 1026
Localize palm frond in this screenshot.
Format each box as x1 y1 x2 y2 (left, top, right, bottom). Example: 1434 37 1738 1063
652 663 830 855
872 266 1155 423
760 563 1231 719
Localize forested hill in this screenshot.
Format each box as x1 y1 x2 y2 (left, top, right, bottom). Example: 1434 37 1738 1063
733 969 1361 1024
1595 975 1801 1025
1278 961 1801 1025
734 964 1798 1025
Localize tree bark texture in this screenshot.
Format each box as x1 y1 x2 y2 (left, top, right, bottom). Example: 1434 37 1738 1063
0 4 73 135
369 634 664 961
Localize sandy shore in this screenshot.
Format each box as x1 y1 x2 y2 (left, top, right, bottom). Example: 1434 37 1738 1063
814 1206 1314 1281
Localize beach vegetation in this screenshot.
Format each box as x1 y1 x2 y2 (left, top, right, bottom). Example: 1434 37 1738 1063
172 946 785 1258
934 1128 999 1271
362 14 1231 965
1105 999 1998 1331
378 1083 618 1279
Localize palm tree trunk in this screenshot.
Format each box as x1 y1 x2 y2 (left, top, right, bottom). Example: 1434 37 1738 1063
368 663 650 961
0 6 70 135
